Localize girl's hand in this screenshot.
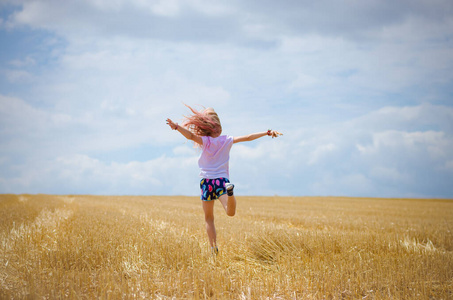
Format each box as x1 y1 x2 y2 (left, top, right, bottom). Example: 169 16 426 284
269 130 283 138
166 118 178 130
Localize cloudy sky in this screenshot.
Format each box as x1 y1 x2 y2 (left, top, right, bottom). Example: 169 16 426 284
1 0 452 198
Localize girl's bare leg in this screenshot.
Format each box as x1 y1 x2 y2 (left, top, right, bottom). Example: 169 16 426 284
219 194 236 216
202 200 216 247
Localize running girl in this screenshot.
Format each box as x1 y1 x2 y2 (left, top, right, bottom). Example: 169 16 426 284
166 105 282 254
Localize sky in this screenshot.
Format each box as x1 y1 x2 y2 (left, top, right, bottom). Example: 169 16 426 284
0 0 452 198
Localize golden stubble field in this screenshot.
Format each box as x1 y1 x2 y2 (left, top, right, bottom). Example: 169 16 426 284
0 194 452 299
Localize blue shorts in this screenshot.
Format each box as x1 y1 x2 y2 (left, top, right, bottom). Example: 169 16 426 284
200 178 230 201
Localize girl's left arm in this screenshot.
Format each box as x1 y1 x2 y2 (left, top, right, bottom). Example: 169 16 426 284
233 130 282 144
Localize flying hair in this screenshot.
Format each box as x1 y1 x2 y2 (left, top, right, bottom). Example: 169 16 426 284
182 104 222 138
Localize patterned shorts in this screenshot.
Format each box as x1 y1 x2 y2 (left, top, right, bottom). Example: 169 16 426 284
200 178 230 201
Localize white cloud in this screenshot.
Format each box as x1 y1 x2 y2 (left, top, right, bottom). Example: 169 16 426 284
289 73 318 90
350 103 453 134
308 143 336 165
146 0 182 17
0 152 199 195
370 167 410 184
444 160 453 171
7 0 452 48
0 35 234 156
357 130 447 155
229 103 453 197
311 172 375 197
3 69 33 83
8 56 36 67
0 94 46 135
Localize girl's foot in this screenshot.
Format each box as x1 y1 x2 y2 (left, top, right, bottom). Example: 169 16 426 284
226 183 234 196
212 246 219 255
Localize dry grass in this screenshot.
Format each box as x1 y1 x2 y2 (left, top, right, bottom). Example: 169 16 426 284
0 194 452 299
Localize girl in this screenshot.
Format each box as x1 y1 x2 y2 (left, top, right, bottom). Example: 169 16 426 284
166 105 282 254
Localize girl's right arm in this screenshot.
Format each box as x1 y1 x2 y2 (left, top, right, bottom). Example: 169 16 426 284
166 118 203 145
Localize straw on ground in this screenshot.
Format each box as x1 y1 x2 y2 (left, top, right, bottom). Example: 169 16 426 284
0 194 452 299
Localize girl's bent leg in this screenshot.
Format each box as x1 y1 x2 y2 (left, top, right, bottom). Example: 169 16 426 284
219 194 236 217
202 200 216 247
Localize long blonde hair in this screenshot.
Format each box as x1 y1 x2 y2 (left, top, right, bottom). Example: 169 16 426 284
182 105 222 137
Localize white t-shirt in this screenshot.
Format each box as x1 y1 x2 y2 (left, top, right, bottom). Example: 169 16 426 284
198 135 234 179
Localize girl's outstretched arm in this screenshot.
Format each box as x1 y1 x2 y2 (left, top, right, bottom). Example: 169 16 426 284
233 130 282 144
166 118 203 145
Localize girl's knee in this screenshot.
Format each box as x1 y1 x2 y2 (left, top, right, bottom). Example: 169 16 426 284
205 214 214 223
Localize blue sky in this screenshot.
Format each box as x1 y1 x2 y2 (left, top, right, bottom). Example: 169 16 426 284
1 0 452 198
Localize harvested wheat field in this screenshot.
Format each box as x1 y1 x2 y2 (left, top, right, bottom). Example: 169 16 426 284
0 194 452 299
